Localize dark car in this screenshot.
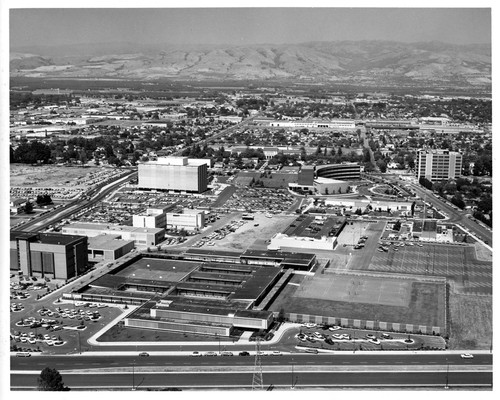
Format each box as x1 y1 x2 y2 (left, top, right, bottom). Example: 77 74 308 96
239 351 250 356
139 352 149 357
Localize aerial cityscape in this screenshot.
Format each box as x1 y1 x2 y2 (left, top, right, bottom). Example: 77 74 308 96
5 6 493 392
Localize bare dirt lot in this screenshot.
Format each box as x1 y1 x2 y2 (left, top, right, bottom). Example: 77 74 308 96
209 213 296 251
10 164 104 188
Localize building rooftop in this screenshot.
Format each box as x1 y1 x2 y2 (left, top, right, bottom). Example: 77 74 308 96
88 235 135 251
10 231 86 246
64 222 164 234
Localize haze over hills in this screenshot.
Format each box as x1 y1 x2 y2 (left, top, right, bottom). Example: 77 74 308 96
10 41 491 88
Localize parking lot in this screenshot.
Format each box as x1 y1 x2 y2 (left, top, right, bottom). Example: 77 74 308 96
288 324 446 351
369 242 492 295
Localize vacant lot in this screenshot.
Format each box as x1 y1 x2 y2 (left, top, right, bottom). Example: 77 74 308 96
209 214 296 251
10 164 103 188
447 291 492 350
296 274 411 307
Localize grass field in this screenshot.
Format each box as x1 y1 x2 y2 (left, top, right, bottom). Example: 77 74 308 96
296 275 411 307
114 258 200 282
447 292 492 350
269 275 445 328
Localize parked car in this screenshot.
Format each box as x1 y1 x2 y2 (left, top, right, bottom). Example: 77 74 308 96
460 353 474 359
139 352 149 357
238 351 250 356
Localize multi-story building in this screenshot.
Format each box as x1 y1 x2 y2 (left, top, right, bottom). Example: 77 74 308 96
315 163 361 181
268 119 356 130
138 157 208 193
10 231 88 280
166 210 205 231
62 223 165 247
416 150 462 181
87 235 135 263
132 205 175 229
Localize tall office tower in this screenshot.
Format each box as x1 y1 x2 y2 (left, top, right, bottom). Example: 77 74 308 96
416 150 462 181
138 157 208 193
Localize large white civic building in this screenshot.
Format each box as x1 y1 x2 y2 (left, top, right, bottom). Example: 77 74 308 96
138 157 208 193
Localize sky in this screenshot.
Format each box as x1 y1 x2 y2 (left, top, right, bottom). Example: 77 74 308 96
8 6 492 49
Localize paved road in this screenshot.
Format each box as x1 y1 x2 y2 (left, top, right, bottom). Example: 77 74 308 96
11 370 492 390
15 169 137 233
11 352 492 371
405 182 492 245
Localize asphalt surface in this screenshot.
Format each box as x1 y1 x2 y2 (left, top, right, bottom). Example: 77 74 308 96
15 169 137 233
11 371 492 390
11 352 492 371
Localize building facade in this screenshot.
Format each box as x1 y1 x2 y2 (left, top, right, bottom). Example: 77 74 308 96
10 231 88 280
62 223 165 246
315 163 361 181
138 157 208 193
416 150 462 181
166 210 205 231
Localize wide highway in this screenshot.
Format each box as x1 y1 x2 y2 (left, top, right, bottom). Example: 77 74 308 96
11 352 492 389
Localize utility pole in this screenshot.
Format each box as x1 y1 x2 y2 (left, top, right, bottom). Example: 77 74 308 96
132 362 135 391
252 338 264 390
444 361 449 390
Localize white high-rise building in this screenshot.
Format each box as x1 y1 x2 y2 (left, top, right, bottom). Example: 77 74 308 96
416 150 462 181
138 157 208 193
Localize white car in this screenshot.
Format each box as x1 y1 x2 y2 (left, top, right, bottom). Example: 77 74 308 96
329 326 341 331
460 353 474 359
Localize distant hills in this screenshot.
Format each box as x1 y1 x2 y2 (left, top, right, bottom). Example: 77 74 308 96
10 40 491 88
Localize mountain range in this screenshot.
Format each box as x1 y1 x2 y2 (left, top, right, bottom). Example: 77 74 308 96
10 41 491 88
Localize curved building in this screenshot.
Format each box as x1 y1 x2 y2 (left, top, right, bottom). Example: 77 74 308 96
315 163 361 181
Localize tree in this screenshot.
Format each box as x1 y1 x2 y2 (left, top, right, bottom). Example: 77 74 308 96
36 194 52 206
38 367 69 391
24 202 34 214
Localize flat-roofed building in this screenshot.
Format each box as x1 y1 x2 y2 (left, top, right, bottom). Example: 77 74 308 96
87 235 135 263
10 231 88 280
62 222 165 246
166 210 205 231
416 149 462 182
138 156 208 193
132 211 167 229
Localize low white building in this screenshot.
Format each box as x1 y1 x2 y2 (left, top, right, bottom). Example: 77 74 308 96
267 233 337 251
62 223 165 246
166 210 205 231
